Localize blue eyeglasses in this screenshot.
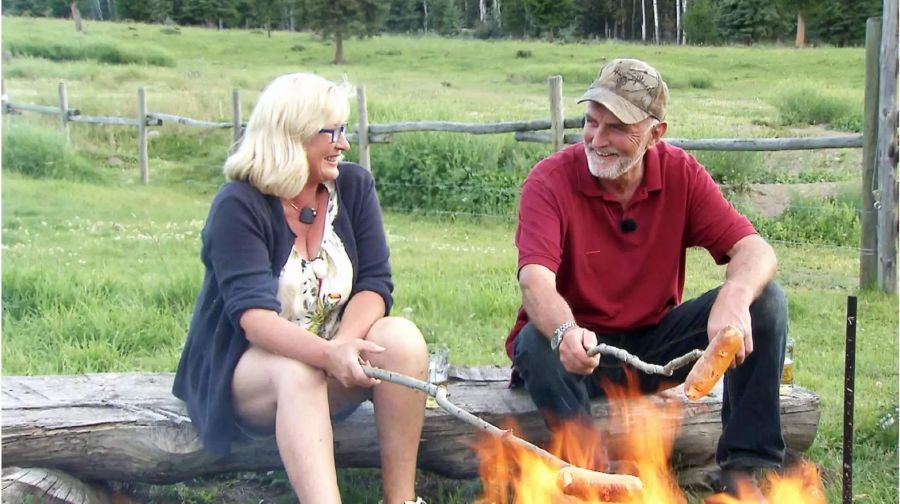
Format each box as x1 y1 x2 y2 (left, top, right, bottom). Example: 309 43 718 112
318 124 347 143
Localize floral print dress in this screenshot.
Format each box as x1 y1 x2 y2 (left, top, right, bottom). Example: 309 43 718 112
277 181 353 339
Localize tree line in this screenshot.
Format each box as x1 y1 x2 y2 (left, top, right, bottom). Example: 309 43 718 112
6 0 884 63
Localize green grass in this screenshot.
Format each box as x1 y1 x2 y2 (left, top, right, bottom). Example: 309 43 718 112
774 85 863 132
2 122 106 182
1 15 895 504
8 38 175 66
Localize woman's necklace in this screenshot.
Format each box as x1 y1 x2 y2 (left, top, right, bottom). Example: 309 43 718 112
285 199 317 225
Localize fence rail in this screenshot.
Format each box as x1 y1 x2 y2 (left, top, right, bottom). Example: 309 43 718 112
1 52 895 292
516 132 864 150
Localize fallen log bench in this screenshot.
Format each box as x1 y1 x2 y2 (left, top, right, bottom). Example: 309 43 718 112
2 367 820 495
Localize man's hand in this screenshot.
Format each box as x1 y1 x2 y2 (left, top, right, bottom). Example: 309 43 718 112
324 339 385 388
558 327 600 375
708 283 753 365
710 234 778 366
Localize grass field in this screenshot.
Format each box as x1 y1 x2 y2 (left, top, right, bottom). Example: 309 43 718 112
2 15 897 504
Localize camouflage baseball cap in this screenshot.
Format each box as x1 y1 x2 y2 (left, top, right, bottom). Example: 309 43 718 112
577 58 668 124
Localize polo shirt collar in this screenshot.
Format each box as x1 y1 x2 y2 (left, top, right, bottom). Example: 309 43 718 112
576 141 664 200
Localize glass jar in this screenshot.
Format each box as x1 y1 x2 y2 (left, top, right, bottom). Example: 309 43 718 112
781 335 795 385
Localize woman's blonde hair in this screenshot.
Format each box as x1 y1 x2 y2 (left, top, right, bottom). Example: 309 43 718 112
223 73 351 198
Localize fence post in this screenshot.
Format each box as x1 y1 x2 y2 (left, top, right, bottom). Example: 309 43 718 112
876 0 898 293
2 78 10 130
356 84 371 171
231 89 242 147
58 82 70 144
548 75 564 152
137 87 149 184
860 17 881 290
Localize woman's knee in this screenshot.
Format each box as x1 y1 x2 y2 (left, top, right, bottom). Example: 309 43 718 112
268 353 328 397
233 347 327 423
367 316 428 366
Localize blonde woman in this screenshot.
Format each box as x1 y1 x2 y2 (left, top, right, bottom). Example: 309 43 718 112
173 73 428 504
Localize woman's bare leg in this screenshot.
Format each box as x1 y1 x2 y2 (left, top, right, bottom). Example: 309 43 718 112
232 346 345 503
364 317 428 504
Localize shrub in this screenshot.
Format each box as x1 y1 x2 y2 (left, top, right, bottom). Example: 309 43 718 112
749 195 860 247
371 135 540 216
474 21 503 39
694 151 765 194
688 75 714 89
8 40 175 67
2 123 104 182
775 87 861 132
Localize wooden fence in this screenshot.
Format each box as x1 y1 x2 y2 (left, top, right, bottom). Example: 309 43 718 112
1 18 896 292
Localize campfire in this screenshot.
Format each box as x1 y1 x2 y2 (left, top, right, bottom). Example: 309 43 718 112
474 371 827 503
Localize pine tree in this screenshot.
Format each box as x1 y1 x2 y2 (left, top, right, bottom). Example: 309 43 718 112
683 0 718 45
716 0 779 44
305 0 387 64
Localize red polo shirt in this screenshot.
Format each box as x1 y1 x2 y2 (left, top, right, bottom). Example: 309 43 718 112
505 141 756 359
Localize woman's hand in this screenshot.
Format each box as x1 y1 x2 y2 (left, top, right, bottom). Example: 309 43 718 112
324 338 385 388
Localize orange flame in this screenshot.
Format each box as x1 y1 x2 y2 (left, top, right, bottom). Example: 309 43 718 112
475 371 825 503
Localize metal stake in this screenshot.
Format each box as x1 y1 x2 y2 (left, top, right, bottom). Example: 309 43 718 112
842 295 857 504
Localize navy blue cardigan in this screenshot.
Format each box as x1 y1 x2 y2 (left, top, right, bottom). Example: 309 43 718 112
173 162 393 455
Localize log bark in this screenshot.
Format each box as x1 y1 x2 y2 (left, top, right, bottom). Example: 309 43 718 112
1 369 820 484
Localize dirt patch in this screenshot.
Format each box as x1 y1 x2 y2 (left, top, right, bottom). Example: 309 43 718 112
737 182 848 217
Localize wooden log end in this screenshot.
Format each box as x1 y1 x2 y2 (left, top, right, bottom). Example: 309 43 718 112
2 466 124 504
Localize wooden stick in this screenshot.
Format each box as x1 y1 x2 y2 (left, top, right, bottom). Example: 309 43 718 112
586 344 703 376
362 366 643 500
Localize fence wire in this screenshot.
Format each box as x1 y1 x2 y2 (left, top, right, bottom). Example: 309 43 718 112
381 179 866 292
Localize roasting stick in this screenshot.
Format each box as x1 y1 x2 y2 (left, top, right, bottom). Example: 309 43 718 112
363 365 644 502
584 325 744 402
586 344 703 376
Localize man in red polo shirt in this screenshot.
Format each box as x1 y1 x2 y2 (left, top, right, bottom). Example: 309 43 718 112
507 58 787 501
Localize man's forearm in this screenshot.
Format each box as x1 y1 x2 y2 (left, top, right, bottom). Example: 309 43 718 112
723 234 777 301
519 264 577 340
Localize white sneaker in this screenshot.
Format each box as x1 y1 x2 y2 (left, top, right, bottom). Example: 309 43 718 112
378 498 426 504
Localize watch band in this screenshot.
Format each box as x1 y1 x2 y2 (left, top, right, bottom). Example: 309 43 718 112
551 321 577 352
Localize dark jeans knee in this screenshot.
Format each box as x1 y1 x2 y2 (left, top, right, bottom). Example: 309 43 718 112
513 323 591 424
749 282 788 354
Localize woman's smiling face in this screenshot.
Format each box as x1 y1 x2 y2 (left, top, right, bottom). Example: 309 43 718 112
304 122 349 185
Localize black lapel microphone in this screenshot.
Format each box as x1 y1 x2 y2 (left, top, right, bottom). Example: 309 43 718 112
621 218 638 233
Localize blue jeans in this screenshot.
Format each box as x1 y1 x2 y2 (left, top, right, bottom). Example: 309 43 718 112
512 282 788 470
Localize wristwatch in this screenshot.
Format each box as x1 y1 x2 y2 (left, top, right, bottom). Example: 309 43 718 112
550 321 577 353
